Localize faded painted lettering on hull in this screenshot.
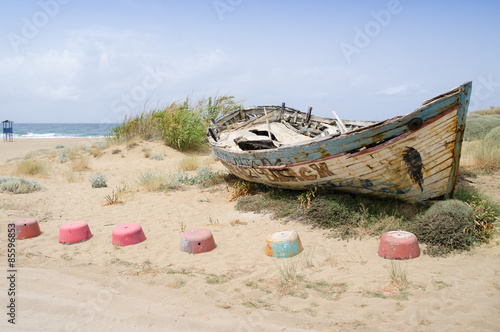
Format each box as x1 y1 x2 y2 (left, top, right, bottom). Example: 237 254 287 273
208 82 472 202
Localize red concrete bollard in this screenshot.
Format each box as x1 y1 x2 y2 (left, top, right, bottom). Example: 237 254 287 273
180 228 216 254
59 221 92 244
378 231 420 260
12 218 41 239
112 223 146 247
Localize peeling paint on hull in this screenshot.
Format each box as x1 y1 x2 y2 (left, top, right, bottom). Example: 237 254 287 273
208 82 472 202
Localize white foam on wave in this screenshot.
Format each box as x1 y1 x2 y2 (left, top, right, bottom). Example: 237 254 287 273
14 132 105 139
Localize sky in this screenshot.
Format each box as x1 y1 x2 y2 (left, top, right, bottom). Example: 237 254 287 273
1 0 499 123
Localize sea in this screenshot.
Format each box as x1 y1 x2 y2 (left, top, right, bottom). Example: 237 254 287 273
9 123 119 138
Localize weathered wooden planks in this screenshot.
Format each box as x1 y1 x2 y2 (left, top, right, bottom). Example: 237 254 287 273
208 82 472 202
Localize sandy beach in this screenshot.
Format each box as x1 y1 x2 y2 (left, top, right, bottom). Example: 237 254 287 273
1 138 499 331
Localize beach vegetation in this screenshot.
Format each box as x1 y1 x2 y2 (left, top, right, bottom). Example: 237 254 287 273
55 144 65 149
410 200 477 256
168 167 226 188
58 151 68 163
103 185 129 206
178 221 187 233
66 171 83 183
464 109 500 141
108 95 241 151
89 172 107 188
235 185 424 239
71 155 91 171
454 183 499 240
461 139 500 172
137 171 174 192
172 278 186 288
15 159 49 176
274 258 298 284
389 261 409 291
233 176 498 254
149 152 164 160
228 178 258 202
0 176 44 194
205 273 231 284
178 156 199 172
142 147 151 158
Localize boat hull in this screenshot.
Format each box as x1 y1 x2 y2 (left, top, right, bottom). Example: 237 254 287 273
209 82 472 202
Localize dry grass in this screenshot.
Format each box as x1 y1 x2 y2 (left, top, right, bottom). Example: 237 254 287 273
71 156 91 171
178 156 199 172
389 261 409 291
137 171 174 192
66 171 84 183
15 159 49 176
461 140 500 172
229 179 258 202
142 147 152 158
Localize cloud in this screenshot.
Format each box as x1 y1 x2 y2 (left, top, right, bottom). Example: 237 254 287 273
377 83 427 95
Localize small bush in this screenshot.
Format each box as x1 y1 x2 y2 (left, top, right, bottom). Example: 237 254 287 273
464 115 500 141
454 183 500 240
411 200 477 256
149 152 164 160
89 173 107 188
15 159 49 176
178 156 199 171
55 144 65 149
0 177 44 194
59 151 68 163
485 126 500 145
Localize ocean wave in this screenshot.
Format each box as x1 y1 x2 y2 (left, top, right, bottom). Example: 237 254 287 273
14 132 105 139
19 132 57 138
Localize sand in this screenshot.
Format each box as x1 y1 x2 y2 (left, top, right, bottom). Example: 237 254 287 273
0 138 499 331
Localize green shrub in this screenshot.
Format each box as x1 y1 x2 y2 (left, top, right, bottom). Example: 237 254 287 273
411 200 477 256
464 115 500 141
0 177 44 194
89 173 107 188
485 126 500 145
454 183 500 240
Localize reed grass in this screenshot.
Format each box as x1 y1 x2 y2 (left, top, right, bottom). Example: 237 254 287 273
109 95 241 151
461 139 500 172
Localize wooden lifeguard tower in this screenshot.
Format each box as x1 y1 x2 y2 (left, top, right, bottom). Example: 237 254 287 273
2 120 14 142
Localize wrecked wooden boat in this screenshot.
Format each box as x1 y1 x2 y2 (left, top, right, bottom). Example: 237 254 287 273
207 82 472 202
